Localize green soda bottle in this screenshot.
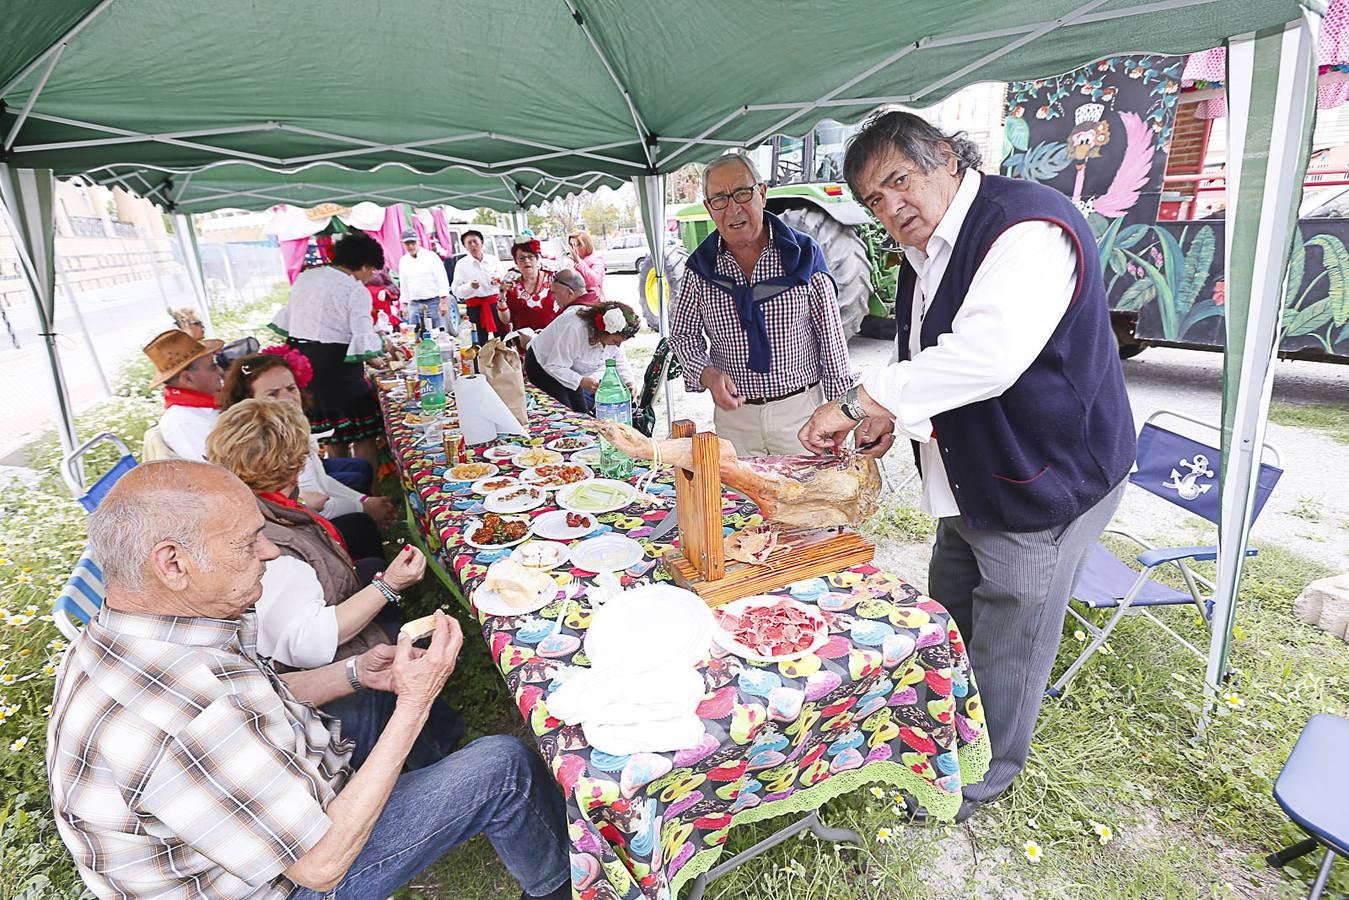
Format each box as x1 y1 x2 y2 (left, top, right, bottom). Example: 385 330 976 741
594 359 634 479
416 320 447 415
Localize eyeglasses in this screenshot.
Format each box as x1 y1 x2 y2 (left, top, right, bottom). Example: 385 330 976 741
705 185 759 211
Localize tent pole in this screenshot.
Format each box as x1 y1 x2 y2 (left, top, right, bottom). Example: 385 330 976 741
55 257 111 396
0 0 115 100
635 175 673 432
1207 12 1321 709
173 213 216 337
0 165 78 459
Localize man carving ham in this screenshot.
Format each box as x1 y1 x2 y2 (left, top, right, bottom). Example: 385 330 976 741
799 110 1136 821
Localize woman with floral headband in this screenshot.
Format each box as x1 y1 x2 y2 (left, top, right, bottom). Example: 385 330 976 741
501 235 558 335
524 300 639 414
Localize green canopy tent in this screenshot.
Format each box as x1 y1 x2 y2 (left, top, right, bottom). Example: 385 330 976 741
0 0 1324 722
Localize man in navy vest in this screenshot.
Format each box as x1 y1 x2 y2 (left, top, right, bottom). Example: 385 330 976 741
799 110 1136 820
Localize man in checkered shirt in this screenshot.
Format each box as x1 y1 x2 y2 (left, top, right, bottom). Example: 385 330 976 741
670 151 856 456
46 460 570 900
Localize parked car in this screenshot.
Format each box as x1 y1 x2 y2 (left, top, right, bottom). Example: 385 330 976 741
604 234 649 272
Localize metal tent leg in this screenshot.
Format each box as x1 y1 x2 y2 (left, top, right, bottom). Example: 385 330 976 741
681 810 861 900
1310 847 1337 900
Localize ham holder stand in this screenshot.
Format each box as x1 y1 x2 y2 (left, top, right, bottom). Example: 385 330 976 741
663 420 874 607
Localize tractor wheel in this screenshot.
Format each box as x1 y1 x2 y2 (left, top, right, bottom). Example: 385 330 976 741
777 205 871 339
636 244 689 331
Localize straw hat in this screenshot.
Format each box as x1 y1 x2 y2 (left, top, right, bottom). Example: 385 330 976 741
143 329 224 388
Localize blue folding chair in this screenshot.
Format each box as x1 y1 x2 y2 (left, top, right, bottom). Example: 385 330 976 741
1048 410 1283 696
1267 714 1349 897
61 432 138 513
53 548 106 641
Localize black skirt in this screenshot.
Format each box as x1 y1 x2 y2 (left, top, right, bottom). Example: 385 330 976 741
287 338 382 443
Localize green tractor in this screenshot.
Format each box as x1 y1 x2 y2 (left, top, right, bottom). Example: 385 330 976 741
635 124 900 340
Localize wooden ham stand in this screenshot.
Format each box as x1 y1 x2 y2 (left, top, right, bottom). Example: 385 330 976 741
663 420 875 607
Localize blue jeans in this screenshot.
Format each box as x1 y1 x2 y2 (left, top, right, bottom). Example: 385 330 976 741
288 735 569 899
406 297 445 331
320 457 373 494
322 680 464 772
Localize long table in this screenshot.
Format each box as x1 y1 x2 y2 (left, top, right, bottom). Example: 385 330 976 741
382 384 990 899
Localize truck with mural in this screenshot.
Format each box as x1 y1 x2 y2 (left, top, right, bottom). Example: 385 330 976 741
653 54 1349 362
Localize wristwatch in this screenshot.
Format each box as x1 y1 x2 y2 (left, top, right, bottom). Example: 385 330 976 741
345 655 363 692
839 384 866 422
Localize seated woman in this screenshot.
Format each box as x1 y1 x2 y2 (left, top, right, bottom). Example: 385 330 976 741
205 398 462 768
219 350 394 563
524 300 640 414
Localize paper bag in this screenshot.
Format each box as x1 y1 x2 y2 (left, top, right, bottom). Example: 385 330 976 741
477 338 529 428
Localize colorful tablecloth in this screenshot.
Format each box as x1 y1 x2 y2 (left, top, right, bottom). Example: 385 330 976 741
382 384 990 900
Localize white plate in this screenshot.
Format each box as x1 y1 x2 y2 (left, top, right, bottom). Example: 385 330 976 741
531 509 600 541
520 463 593 489
462 515 534 550
445 462 499 483
570 447 601 465
483 485 548 514
556 478 637 514
585 585 714 670
511 447 564 468
568 534 645 573
510 540 570 571
545 434 597 453
482 444 526 462
473 581 559 616
471 475 521 496
711 596 829 663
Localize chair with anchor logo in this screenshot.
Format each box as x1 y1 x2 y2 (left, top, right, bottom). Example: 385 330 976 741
1047 410 1283 697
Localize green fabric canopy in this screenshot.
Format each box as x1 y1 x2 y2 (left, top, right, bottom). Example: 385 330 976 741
1 0 1305 204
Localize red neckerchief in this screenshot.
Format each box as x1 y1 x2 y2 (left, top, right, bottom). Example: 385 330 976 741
162 386 218 409
257 491 351 560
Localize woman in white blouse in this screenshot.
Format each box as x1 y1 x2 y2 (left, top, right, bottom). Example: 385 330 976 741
270 232 389 471
525 300 640 413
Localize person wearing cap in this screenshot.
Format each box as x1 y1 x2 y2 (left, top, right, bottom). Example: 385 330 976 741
451 229 506 345
395 229 450 331
143 328 225 461
669 151 856 456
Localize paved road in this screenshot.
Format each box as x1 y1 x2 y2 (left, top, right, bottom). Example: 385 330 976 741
609 272 1349 583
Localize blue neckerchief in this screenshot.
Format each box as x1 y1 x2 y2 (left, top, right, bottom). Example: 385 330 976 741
685 210 833 373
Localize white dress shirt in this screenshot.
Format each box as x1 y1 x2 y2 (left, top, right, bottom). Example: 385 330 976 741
297 436 365 519
396 248 450 302
271 265 384 361
860 169 1078 518
158 405 218 461
255 555 339 670
529 308 636 391
451 253 504 300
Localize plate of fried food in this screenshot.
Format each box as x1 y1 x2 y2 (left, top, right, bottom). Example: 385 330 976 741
483 484 547 514
463 513 533 549
446 461 498 482
471 475 520 496
519 463 592 489
511 446 564 468
545 434 597 452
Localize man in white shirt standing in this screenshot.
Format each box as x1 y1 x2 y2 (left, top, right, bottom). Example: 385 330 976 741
451 229 505 345
396 229 450 331
143 329 225 460
799 110 1136 821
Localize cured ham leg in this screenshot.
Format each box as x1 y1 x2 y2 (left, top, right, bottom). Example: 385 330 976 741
594 420 881 528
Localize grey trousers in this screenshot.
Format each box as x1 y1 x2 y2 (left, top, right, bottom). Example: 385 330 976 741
928 478 1126 801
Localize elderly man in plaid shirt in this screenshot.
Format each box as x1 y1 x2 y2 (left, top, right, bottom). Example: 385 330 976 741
670 151 856 456
46 460 570 900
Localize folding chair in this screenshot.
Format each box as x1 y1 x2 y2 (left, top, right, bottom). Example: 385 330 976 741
53 547 106 641
632 337 681 437
1048 410 1283 697
1267 713 1349 898
61 432 138 512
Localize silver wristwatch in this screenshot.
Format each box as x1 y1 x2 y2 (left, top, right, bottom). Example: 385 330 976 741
839 385 866 422
345 655 363 692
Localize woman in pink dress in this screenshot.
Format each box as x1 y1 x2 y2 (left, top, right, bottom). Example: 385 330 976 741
567 230 606 302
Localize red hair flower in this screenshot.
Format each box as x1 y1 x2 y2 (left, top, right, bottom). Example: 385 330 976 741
261 344 314 389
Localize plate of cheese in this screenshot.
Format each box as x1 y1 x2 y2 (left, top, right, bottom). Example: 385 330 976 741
473 559 560 616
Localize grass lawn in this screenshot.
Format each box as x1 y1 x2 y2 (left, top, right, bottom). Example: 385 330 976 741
1268 401 1349 446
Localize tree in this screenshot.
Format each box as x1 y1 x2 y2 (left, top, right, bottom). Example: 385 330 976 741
581 200 619 238
667 163 706 204
526 210 549 233
546 194 585 234
471 207 498 226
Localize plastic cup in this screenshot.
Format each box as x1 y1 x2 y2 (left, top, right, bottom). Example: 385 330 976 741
443 431 463 464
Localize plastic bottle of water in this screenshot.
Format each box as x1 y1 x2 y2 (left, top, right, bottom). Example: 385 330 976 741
594 359 634 479
435 328 457 388
416 320 447 416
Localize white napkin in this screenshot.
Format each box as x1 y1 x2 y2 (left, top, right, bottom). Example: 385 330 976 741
454 374 527 445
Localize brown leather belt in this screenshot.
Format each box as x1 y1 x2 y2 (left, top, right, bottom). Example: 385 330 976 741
743 382 819 406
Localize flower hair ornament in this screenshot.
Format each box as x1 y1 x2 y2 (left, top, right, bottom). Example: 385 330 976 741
260 344 314 389
596 307 631 335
